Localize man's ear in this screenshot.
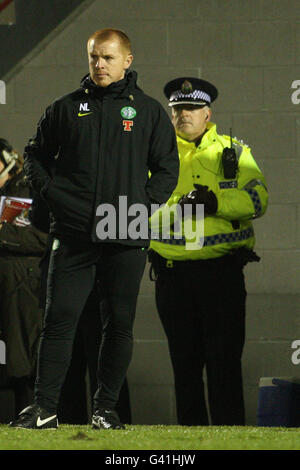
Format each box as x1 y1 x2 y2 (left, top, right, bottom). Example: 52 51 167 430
125 54 133 70
171 107 176 126
206 107 212 122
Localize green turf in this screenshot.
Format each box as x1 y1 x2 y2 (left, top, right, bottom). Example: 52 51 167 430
0 424 300 450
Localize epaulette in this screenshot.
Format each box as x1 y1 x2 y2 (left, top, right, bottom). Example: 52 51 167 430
221 135 246 160
222 134 249 148
232 136 249 148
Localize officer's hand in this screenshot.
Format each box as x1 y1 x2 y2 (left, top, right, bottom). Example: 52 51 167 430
178 184 218 216
193 184 218 215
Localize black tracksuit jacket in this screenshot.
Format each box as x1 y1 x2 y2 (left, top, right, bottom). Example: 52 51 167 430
23 71 179 246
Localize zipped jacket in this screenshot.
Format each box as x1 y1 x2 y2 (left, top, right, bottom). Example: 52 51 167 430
23 71 179 246
150 122 268 260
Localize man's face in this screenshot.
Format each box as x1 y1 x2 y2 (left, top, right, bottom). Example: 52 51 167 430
87 37 133 87
171 104 211 141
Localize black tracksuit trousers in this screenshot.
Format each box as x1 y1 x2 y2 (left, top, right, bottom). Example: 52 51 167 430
35 238 146 414
153 252 246 426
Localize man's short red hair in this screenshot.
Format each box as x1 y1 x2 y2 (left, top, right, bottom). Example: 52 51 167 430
87 28 132 54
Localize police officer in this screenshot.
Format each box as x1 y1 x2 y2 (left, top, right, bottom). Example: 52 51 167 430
149 77 268 425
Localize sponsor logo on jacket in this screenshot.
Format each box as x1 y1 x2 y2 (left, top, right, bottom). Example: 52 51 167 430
78 103 92 117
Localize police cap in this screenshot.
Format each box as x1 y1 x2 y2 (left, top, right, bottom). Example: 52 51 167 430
164 77 218 107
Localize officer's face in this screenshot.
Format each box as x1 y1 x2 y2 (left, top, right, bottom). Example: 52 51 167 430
172 105 211 141
87 37 133 87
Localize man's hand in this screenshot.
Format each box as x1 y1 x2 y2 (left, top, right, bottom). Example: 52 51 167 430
178 184 218 216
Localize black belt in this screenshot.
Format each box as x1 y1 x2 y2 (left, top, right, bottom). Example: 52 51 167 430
148 247 260 281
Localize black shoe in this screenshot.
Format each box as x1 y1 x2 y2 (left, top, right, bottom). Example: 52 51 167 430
9 404 58 429
92 408 125 430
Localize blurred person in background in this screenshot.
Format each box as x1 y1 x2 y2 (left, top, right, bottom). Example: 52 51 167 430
0 138 48 419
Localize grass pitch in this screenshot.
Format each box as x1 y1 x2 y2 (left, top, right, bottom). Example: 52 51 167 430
0 424 300 451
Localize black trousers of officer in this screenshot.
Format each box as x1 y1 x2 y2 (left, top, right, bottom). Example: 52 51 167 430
154 253 246 426
35 238 146 414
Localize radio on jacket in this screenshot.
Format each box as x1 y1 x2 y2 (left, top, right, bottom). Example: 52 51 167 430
222 146 238 179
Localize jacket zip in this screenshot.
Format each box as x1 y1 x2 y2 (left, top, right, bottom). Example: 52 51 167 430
91 93 106 242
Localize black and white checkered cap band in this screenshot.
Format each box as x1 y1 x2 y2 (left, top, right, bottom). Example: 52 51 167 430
169 89 211 105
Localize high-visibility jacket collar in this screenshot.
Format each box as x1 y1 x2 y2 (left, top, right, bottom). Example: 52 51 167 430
176 122 218 149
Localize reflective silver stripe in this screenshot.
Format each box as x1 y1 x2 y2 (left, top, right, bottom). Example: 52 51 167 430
232 142 243 160
243 179 268 192
151 226 254 247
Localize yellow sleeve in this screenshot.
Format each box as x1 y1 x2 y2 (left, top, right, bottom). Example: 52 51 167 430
216 146 269 221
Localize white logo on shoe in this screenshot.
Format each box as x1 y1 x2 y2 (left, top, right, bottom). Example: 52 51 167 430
36 415 57 427
100 417 111 428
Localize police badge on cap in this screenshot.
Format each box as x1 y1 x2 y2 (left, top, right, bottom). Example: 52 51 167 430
164 77 218 107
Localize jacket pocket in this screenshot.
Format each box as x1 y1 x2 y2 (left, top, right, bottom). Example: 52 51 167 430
44 177 93 230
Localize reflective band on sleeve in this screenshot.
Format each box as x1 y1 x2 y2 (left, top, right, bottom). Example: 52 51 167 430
203 226 254 246
152 226 254 247
243 179 267 192
244 188 262 218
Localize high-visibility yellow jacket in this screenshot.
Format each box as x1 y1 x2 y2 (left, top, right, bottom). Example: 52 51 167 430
149 122 268 260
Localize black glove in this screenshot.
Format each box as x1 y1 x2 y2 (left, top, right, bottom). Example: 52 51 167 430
230 248 260 268
178 184 218 216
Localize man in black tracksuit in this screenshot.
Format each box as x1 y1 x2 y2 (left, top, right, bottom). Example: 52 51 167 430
10 29 179 430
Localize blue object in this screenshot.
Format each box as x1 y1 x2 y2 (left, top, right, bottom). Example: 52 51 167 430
257 377 300 427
